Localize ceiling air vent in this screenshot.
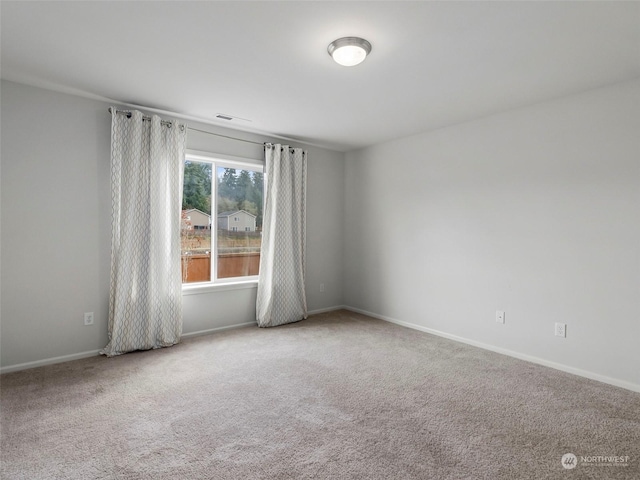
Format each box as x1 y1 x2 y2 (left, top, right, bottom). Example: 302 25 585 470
215 113 252 123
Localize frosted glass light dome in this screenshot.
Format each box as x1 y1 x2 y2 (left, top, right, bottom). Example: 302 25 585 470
328 37 372 67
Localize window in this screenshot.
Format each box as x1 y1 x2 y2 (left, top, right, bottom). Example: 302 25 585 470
181 153 263 284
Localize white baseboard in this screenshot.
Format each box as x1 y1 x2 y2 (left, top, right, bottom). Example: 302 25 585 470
0 349 102 374
183 306 349 336
182 321 257 339
0 308 346 374
6 305 635 394
308 305 348 316
182 306 348 338
344 306 640 394
1 323 258 374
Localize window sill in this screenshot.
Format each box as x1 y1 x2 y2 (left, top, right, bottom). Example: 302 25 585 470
182 280 258 296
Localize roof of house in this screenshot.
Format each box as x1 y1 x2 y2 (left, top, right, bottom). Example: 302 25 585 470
217 210 257 218
183 208 210 218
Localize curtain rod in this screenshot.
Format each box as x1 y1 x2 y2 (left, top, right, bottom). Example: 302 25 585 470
108 107 183 130
188 126 264 146
108 107 264 146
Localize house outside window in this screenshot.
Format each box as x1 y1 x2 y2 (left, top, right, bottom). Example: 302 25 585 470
181 153 264 284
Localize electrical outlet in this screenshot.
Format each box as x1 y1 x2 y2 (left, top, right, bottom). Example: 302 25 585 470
320 283 325 292
84 312 94 326
555 322 566 338
496 310 505 324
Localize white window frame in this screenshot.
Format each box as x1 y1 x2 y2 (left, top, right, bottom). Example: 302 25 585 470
181 150 264 294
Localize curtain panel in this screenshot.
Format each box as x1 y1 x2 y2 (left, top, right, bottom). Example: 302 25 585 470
256 144 308 327
101 109 186 356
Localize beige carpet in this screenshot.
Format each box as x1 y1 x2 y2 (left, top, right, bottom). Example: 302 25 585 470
1 310 638 479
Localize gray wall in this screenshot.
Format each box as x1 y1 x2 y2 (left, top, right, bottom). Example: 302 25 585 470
3 78 639 390
344 79 640 388
0 80 345 368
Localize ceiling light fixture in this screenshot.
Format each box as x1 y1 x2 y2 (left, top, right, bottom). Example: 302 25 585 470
327 37 372 67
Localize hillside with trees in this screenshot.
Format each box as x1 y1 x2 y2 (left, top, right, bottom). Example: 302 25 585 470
182 161 263 228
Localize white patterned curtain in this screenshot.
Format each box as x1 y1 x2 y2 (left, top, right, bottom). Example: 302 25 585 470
101 109 186 356
256 144 308 327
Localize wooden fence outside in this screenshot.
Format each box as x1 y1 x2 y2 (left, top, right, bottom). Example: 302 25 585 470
182 253 260 283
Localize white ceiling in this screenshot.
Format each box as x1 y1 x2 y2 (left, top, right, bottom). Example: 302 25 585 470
2 1 639 151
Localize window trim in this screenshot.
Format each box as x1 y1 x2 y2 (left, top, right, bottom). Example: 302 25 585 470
182 279 258 295
181 150 264 292
186 149 263 170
